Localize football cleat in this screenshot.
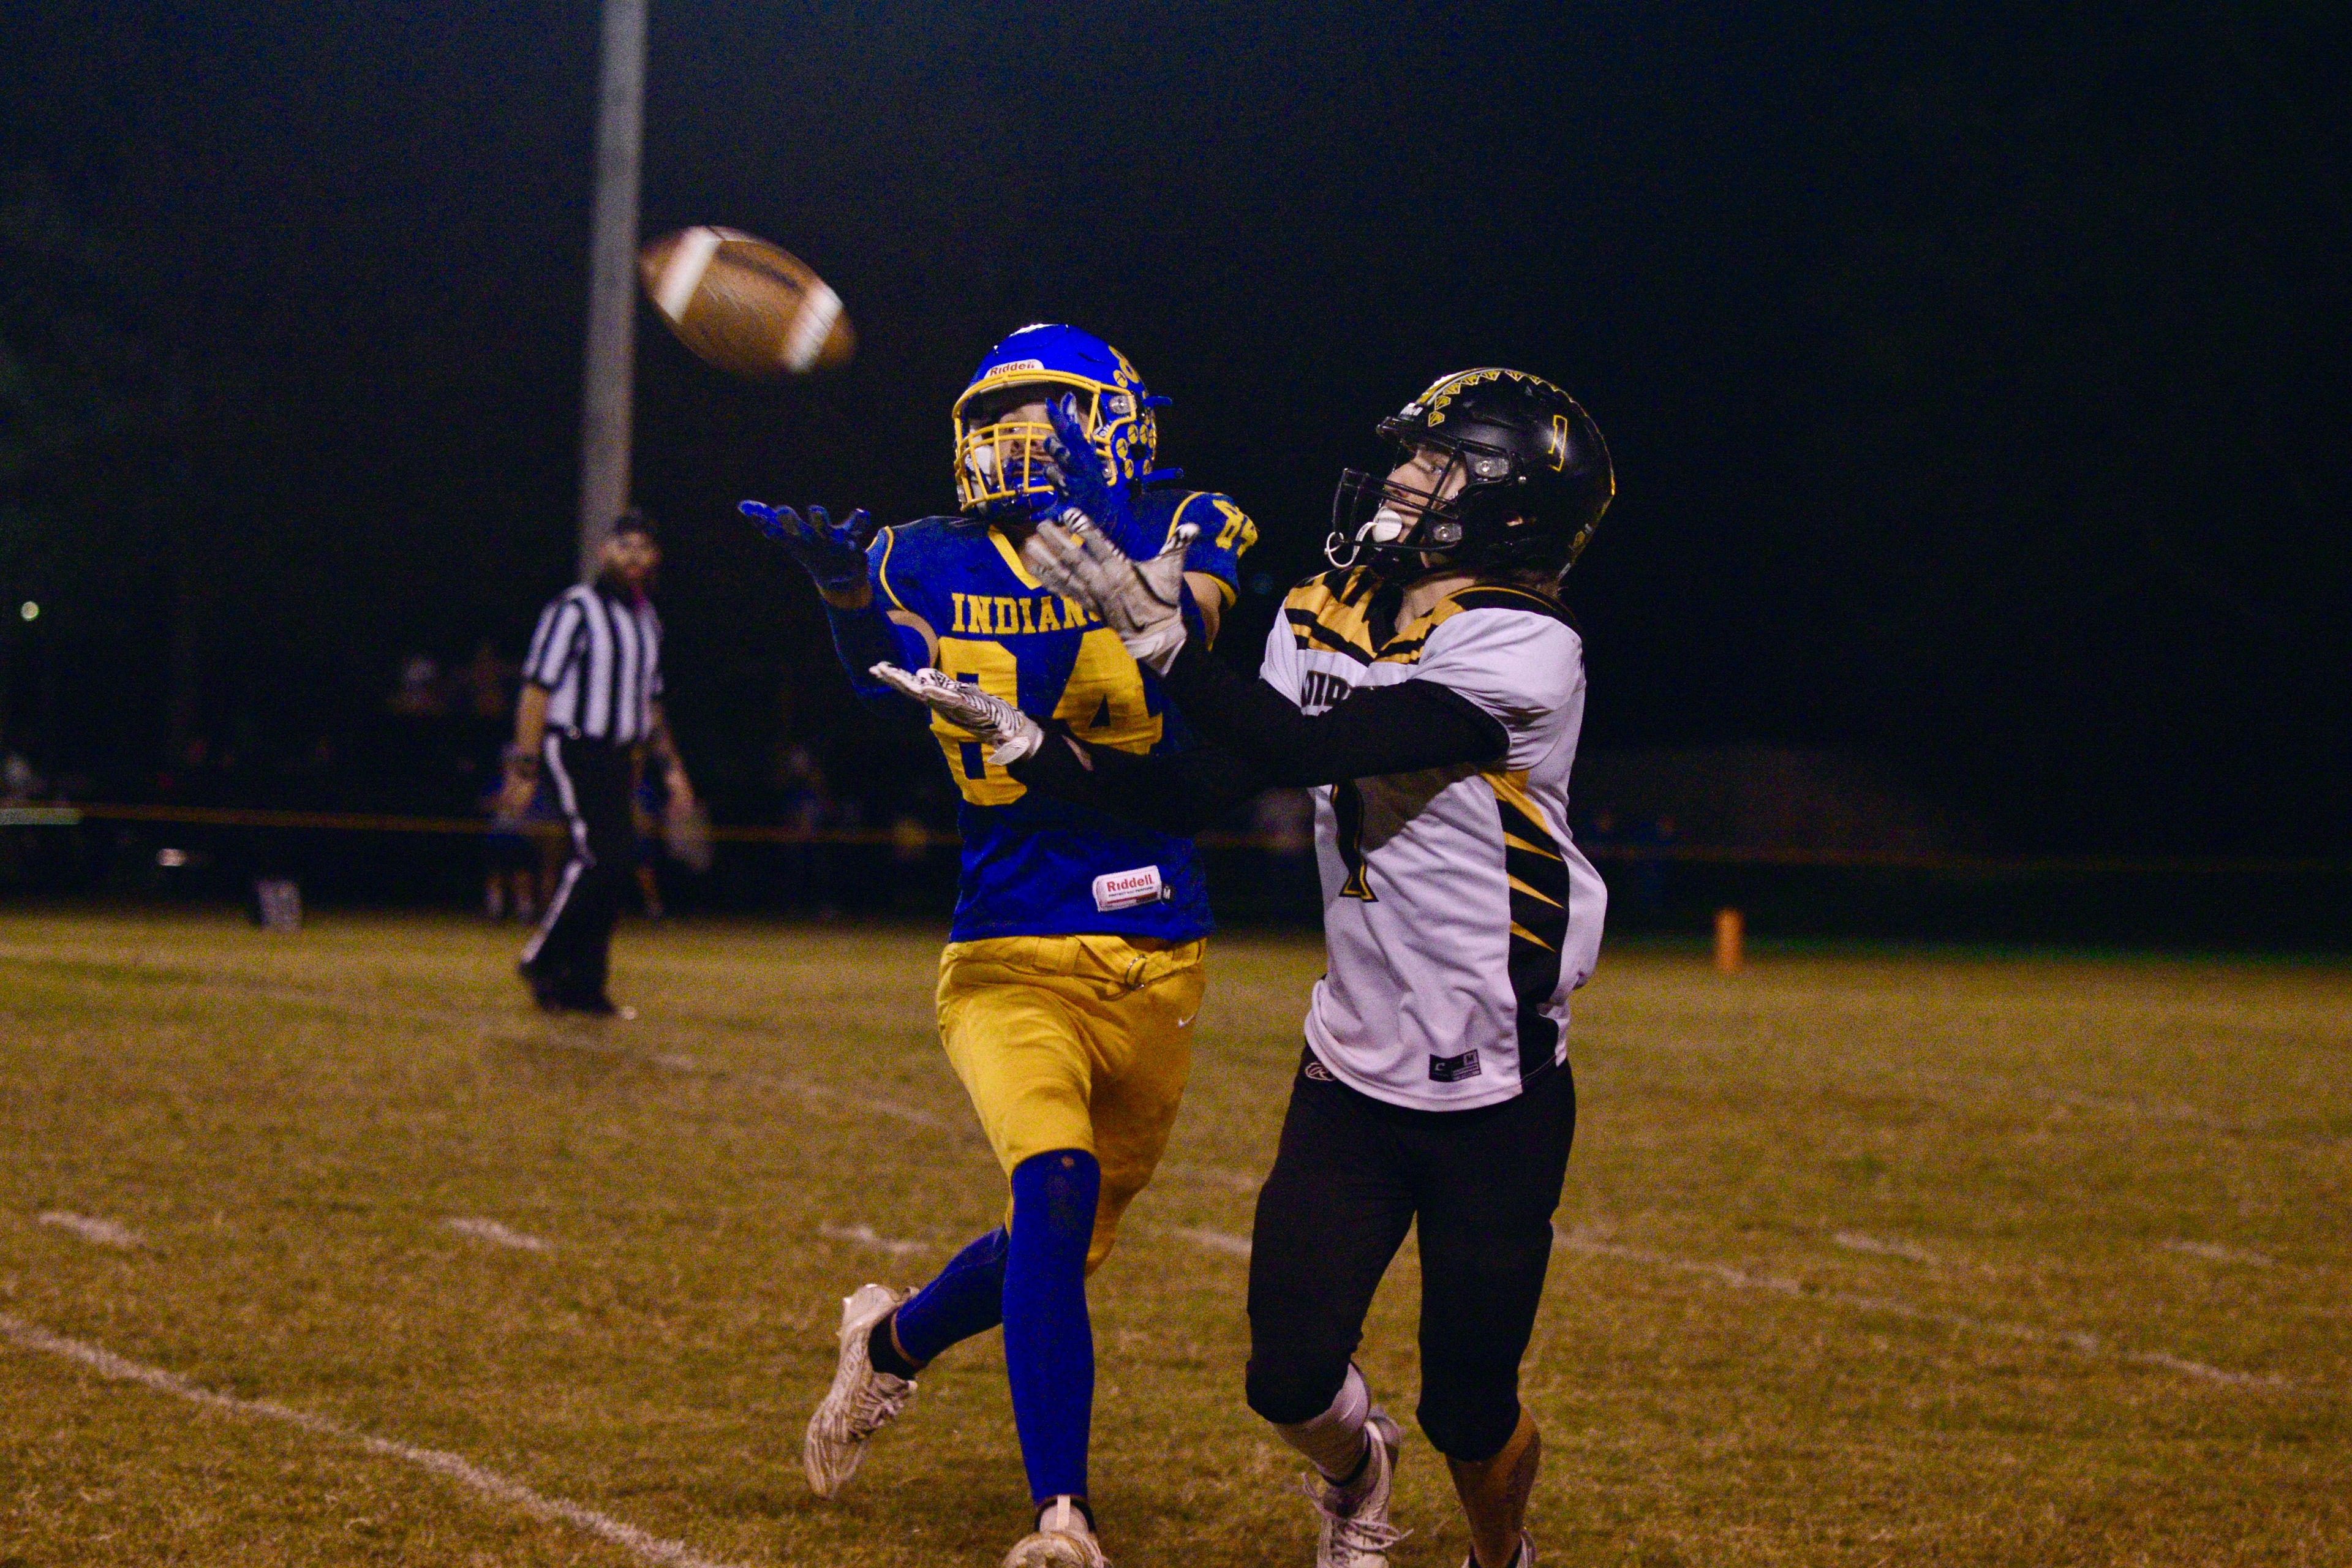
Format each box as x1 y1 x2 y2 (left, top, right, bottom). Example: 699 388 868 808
1458 1531 1537 1568
1302 1408 1408 1568
803 1283 916 1498
1001 1498 1109 1567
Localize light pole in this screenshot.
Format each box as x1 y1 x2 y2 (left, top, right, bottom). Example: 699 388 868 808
576 0 649 581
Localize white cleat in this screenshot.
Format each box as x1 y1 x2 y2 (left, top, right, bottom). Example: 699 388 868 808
1303 1408 1409 1568
1458 1531 1537 1568
1001 1497 1110 1567
802 1282 916 1498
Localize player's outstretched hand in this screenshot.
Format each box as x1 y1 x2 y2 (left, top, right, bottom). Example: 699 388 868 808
739 500 875 600
1040 396 1150 559
1021 519 1197 676
870 664 1046 766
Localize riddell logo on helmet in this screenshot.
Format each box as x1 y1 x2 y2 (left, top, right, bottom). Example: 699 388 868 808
981 360 1046 380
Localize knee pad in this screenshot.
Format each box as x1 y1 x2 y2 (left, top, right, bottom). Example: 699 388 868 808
1011 1148 1101 1246
1416 1375 1521 1463
1245 1352 1352 1428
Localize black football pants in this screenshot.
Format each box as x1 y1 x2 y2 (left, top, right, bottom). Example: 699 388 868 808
1245 1049 1576 1463
521 734 633 1000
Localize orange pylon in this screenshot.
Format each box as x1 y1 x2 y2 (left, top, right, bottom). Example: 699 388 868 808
1714 907 1745 973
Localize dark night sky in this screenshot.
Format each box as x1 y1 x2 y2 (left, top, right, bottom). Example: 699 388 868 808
2 1 2346 851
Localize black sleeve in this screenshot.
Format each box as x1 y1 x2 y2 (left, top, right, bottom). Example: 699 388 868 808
1008 727 1269 837
1157 637 1509 786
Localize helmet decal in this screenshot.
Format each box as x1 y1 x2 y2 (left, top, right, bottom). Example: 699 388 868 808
1417 367 1569 427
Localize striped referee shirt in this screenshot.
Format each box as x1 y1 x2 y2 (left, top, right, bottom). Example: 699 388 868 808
522 583 665 744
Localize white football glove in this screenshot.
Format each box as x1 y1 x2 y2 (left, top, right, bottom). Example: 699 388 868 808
1019 520 1197 675
870 663 1046 766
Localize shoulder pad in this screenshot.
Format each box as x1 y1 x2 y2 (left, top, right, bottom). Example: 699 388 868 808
1308 566 1372 603
1138 486 1200 523
1442 585 1581 631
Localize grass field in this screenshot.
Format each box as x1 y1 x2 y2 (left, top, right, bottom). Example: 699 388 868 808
0 910 2345 1567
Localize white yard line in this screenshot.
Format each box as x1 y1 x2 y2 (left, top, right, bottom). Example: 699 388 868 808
1154 1188 2290 1393
2162 1238 2274 1267
1172 1218 2294 1390
1553 1231 2291 1390
765 1072 954 1131
818 1223 932 1259
478 1026 959 1135
1158 1163 1265 1193
0 944 961 1140
444 1218 552 1253
0 1313 748 1568
1167 1225 1254 1258
37 1212 145 1250
1832 1231 1939 1264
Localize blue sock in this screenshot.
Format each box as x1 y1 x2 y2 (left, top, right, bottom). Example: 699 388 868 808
890 1226 1009 1367
1004 1148 1099 1505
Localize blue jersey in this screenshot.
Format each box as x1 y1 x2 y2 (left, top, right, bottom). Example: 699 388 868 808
868 487 1258 942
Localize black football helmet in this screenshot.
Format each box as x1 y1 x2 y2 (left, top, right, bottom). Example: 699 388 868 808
1327 369 1614 578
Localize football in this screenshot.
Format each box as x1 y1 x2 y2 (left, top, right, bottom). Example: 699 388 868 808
637 226 855 377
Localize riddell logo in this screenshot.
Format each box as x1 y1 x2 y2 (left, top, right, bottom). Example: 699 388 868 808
1092 865 1167 912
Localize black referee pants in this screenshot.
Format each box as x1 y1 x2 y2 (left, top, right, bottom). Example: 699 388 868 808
521 734 633 1001
1245 1049 1576 1463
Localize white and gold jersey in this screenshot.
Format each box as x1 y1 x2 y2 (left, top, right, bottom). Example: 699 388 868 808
1261 569 1607 1110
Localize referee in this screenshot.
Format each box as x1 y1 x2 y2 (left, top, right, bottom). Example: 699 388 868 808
502 509 695 1015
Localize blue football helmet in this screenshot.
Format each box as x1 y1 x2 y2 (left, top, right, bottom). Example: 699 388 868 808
952 323 1167 516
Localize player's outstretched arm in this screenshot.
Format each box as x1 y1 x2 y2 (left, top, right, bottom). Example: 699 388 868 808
739 500 933 710
1020 518 1196 674
869 664 1045 766
1009 731 1267 837
1024 519 1504 783
1155 641 1510 786
871 654 1268 834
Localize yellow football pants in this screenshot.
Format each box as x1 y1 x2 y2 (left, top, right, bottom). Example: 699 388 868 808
935 933 1207 1273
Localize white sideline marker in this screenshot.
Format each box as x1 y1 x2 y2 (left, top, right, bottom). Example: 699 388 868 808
38 1212 145 1250
0 1313 747 1568
818 1223 930 1259
444 1218 552 1253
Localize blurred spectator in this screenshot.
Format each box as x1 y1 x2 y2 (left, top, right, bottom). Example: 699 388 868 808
1251 788 1314 856
1626 812 1676 919
1 747 42 804
388 655 448 717
772 740 838 915
480 739 548 922
460 639 517 723
632 769 668 920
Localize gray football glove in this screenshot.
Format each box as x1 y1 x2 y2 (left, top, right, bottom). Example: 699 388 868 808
870 663 1046 766
1020 519 1197 675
